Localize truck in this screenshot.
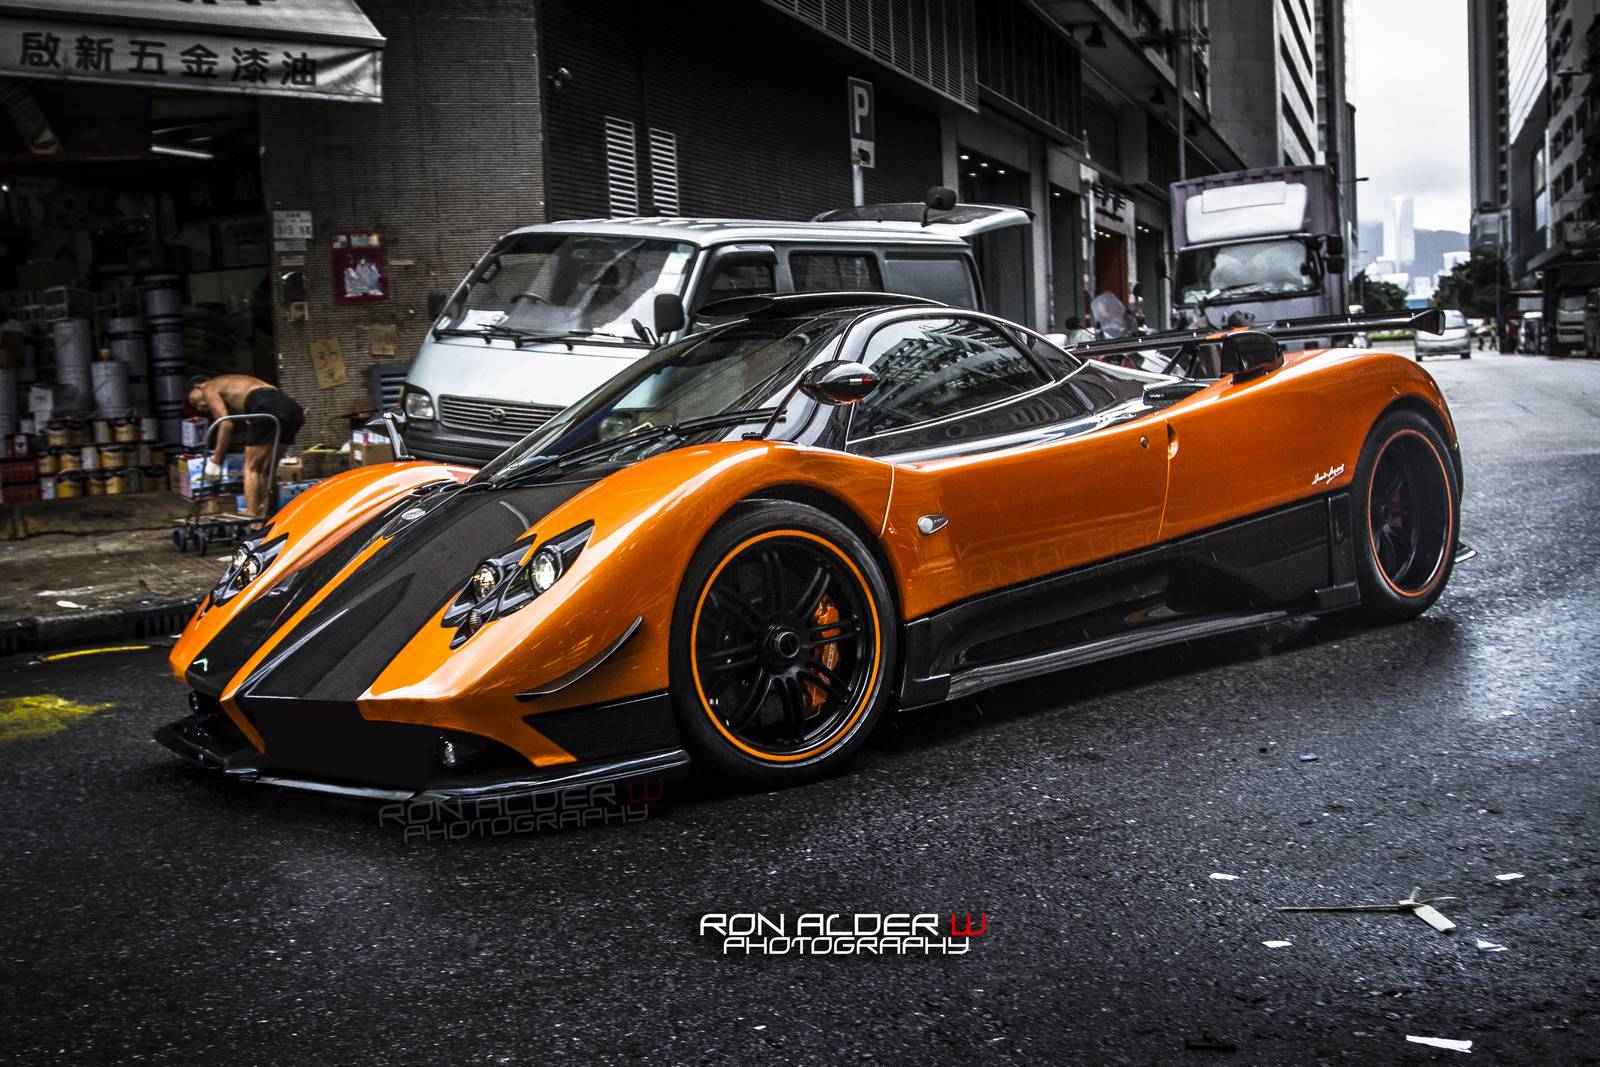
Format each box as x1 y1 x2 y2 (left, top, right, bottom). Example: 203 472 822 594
1545 262 1600 357
1169 164 1348 330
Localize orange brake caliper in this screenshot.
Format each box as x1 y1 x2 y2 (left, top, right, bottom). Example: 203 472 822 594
804 596 842 717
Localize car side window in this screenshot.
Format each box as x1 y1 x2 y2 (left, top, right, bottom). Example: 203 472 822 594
850 317 1052 440
790 252 882 292
704 258 775 304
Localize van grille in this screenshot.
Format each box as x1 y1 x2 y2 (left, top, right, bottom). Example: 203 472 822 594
438 396 562 437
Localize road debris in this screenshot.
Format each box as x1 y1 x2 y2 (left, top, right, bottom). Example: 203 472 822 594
1262 940 1292 948
1493 873 1523 882
1474 939 1507 953
1209 873 1240 881
1279 886 1457 932
1405 1036 1472 1053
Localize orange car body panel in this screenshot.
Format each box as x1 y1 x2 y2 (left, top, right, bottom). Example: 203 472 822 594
168 345 1452 764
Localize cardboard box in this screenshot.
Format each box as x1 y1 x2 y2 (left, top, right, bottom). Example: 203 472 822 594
350 428 395 466
180 418 208 449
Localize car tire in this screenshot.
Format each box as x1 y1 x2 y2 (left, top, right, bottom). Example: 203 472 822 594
669 499 897 789
1351 410 1459 623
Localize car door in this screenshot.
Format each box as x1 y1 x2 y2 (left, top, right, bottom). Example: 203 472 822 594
848 314 1170 624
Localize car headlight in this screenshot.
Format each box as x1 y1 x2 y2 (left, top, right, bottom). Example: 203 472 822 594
211 536 285 606
403 388 435 420
442 522 594 645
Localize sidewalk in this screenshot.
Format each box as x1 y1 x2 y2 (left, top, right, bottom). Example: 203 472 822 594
0 493 224 655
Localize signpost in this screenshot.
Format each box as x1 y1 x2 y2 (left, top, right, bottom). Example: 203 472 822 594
847 76 874 207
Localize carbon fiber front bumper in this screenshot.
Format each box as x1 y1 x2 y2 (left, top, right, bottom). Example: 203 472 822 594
154 703 690 804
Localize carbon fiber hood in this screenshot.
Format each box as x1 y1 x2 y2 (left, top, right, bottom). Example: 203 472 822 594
194 478 595 704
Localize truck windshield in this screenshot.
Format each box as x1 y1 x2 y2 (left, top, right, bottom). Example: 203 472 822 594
437 233 696 344
1175 238 1319 305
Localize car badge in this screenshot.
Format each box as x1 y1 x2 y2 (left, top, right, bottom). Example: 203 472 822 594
489 407 507 423
400 507 426 522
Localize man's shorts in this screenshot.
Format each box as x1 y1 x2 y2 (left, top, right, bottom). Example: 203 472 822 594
241 388 305 446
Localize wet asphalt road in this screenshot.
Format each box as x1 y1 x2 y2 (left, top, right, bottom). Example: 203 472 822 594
1 351 1597 1066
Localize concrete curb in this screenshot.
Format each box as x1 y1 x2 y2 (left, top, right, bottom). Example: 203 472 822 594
0 598 200 657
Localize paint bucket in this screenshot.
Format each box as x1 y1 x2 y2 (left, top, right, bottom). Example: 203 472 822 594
45 419 81 448
103 468 127 494
152 373 187 405
55 470 85 497
52 318 94 402
0 365 17 436
142 464 168 492
138 416 159 442
91 418 112 444
144 275 182 319
112 418 139 443
55 447 81 471
38 475 56 500
79 445 100 470
91 360 134 417
99 444 130 469
35 451 59 476
86 469 108 495
107 316 148 378
148 315 184 373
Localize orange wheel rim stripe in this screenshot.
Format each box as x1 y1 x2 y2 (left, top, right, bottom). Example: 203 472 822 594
1366 428 1454 599
690 529 882 763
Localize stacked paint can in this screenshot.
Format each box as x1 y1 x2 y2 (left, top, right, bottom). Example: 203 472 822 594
107 316 150 412
147 277 186 447
52 318 94 415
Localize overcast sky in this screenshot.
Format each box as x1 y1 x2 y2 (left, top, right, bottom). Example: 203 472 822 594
1349 0 1471 234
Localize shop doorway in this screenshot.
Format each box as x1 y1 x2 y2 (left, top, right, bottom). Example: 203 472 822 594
958 146 1033 326
1093 227 1129 305
1048 186 1083 329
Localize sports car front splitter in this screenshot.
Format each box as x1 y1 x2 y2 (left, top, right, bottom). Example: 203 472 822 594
153 711 690 805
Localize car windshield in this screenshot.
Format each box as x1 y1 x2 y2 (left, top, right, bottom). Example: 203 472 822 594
436 232 696 344
1175 238 1319 305
1559 292 1585 311
473 315 848 483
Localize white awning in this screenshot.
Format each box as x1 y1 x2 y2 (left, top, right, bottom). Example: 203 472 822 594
0 0 383 103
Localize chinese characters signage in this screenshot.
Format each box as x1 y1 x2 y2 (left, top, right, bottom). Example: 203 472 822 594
331 230 387 305
2 2 383 103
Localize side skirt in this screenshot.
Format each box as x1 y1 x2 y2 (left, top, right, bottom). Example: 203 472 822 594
899 492 1360 708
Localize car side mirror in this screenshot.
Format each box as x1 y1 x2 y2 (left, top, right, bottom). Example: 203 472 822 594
798 361 879 406
365 409 412 461
427 288 448 321
1220 330 1283 381
653 292 686 336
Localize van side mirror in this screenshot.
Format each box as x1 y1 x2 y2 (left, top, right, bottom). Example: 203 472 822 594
798 361 879 406
653 292 686 335
427 288 447 321
1220 330 1283 381
922 185 957 226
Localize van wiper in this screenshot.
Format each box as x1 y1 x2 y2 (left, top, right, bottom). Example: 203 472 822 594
434 323 571 348
490 409 783 487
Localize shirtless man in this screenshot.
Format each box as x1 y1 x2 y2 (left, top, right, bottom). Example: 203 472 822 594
182 374 305 518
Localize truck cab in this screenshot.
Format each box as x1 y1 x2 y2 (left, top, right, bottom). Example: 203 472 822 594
1169 165 1348 330
401 203 1026 466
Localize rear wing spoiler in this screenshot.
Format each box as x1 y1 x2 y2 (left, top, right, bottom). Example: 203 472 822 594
1068 307 1445 362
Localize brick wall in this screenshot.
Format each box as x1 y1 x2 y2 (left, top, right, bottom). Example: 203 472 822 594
260 0 544 448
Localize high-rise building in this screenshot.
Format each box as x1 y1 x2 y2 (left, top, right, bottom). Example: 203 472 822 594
1381 195 1416 268
1467 0 1600 353
1208 0 1322 167
1314 0 1359 270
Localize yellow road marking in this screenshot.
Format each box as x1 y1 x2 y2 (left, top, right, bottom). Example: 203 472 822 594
0 694 114 743
36 645 151 663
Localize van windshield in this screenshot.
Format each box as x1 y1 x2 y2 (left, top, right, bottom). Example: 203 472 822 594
437 233 696 344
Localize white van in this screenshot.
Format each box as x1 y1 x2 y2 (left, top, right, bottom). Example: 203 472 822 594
400 198 1026 465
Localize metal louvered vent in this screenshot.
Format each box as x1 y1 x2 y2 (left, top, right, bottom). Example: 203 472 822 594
648 128 681 215
762 0 978 110
604 116 640 217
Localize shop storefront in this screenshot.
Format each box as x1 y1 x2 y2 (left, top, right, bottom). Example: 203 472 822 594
0 0 381 503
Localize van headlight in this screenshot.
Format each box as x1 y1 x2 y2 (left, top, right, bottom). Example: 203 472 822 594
442 522 594 645
403 388 435 420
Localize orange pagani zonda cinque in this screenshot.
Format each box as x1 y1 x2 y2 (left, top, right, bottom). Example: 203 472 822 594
157 295 1466 800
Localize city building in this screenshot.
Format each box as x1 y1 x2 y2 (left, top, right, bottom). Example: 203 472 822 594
1207 0 1321 167
1469 0 1599 351
1382 195 1417 268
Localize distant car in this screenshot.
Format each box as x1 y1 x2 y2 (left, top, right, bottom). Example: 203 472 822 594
1416 309 1471 360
